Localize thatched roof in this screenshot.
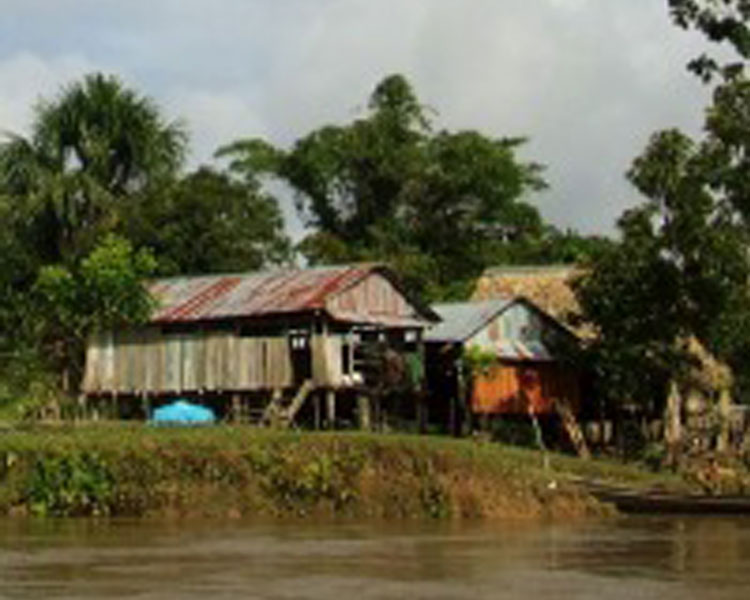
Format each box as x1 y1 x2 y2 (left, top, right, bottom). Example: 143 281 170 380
473 265 733 394
472 265 582 324
684 337 733 393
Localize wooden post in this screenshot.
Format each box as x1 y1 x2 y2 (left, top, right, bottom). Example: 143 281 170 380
717 387 732 454
417 393 428 435
314 391 322 430
231 393 242 423
665 380 683 469
325 389 336 429
358 394 371 430
77 394 87 422
141 392 151 421
270 388 283 427
456 349 470 436
449 393 458 437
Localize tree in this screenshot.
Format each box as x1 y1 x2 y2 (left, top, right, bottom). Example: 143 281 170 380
669 0 750 80
0 72 187 266
217 74 546 299
0 73 185 400
33 235 156 391
123 167 292 275
572 3 750 461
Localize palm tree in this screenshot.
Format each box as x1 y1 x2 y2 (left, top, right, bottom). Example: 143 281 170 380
0 73 187 264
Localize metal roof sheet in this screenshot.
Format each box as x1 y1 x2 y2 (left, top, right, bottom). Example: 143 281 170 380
425 298 569 361
425 299 513 343
148 264 433 326
497 339 554 362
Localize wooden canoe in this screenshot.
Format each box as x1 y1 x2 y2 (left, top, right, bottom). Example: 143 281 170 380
581 480 750 515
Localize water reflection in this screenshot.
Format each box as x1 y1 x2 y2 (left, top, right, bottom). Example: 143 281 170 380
1 517 749 599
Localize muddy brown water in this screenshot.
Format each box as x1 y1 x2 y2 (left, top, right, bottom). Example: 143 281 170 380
1 517 750 599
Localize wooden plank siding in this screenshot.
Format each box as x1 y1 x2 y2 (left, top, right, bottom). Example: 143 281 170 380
311 335 344 387
326 272 412 321
471 362 581 415
83 328 294 395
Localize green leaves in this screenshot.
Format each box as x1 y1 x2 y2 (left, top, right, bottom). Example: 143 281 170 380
218 74 549 300
669 0 750 80
0 72 187 266
123 167 292 275
35 235 156 335
575 73 750 407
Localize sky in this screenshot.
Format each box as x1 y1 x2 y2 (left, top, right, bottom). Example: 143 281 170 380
0 0 722 239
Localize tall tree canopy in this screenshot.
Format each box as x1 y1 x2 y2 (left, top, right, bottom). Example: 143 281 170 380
123 167 292 275
0 73 187 267
669 0 750 80
217 74 549 299
575 2 750 410
0 73 292 399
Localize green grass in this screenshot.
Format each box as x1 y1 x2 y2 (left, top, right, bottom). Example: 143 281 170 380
0 424 684 520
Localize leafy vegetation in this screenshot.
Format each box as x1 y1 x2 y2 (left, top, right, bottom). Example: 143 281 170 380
0 425 689 519
575 1 750 411
0 74 293 410
217 74 605 300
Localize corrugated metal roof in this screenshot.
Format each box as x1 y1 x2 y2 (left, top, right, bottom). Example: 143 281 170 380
148 264 433 326
496 339 554 361
425 298 571 362
425 299 513 343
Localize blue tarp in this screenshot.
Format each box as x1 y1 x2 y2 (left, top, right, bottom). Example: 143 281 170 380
151 400 216 425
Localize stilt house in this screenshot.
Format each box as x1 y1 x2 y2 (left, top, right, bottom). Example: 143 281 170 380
424 297 581 434
82 264 439 425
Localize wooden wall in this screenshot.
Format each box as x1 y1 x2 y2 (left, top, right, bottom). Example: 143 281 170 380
327 272 413 319
83 327 294 395
471 362 580 415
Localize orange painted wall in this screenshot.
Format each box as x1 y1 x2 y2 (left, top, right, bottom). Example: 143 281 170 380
471 362 580 415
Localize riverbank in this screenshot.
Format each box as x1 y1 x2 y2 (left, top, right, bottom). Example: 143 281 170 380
0 425 687 520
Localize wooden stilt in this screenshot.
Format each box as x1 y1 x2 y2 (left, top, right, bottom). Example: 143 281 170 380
665 381 683 468
449 394 457 437
231 393 242 423
358 394 371 431
325 389 336 429
314 391 321 430
417 394 428 435
717 387 732 453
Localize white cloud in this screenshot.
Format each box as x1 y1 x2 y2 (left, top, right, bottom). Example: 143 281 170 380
0 0 722 236
0 52 99 135
162 88 269 165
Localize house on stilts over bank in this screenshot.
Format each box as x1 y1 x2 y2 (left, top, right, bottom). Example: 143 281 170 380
472 264 750 453
424 296 584 450
81 264 439 427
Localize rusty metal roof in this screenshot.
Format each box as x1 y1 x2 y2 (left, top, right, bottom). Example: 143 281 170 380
148 264 434 326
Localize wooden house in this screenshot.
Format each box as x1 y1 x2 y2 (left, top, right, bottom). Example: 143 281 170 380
82 264 439 426
424 297 581 438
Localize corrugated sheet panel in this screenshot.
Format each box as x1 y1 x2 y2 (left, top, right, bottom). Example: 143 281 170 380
425 300 513 342
427 299 569 361
148 265 432 327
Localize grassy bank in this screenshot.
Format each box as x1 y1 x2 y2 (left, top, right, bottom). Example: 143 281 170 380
0 425 684 520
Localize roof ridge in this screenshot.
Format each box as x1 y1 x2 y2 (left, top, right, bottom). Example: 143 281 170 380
482 264 579 276
150 263 378 284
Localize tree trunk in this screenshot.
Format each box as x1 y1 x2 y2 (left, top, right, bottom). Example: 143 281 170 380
665 380 683 468
717 387 732 454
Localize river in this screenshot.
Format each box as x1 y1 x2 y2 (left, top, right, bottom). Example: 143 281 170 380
1 516 749 599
